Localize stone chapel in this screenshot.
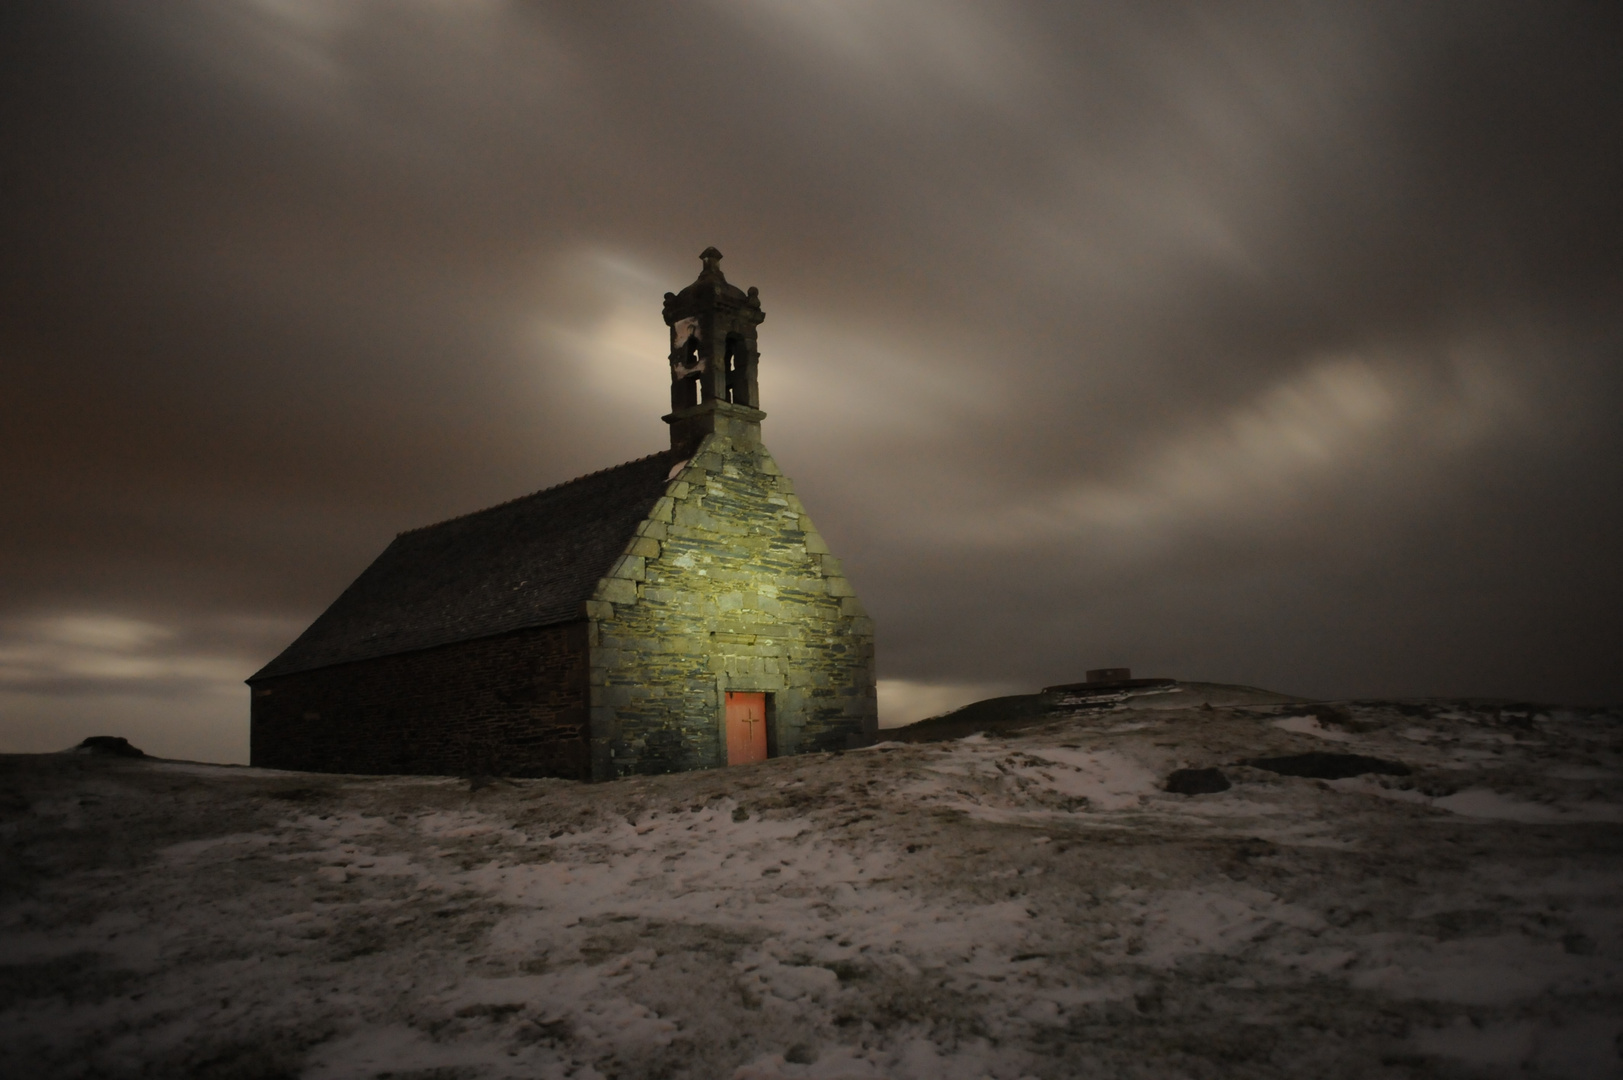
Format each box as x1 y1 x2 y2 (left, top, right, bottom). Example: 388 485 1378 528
248 249 877 781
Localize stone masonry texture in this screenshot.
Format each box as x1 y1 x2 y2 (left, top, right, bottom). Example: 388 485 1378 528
250 622 591 778
247 429 876 782
588 429 877 780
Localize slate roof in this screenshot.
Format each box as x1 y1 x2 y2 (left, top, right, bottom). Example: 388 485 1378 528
250 450 686 681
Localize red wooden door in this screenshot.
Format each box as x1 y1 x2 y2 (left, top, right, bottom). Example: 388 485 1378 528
725 692 768 765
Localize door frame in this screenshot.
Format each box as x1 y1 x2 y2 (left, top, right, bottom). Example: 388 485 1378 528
718 688 777 765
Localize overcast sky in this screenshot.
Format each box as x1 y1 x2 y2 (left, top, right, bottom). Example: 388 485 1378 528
2 1 1620 762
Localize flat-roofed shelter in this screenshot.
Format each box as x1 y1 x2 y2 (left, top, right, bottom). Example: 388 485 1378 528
249 249 877 780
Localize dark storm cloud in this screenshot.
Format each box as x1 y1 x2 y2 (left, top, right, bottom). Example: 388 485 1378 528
2 1 1620 756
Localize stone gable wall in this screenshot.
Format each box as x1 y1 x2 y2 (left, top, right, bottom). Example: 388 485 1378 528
587 432 877 779
250 622 591 778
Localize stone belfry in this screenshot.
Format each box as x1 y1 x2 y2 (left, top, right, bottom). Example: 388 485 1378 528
662 247 767 454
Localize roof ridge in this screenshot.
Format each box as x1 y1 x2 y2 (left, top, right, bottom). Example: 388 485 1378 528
396 448 679 537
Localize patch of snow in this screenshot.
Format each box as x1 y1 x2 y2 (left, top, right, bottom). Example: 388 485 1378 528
1124 887 1323 968
1271 715 1357 742
909 741 1160 820
1325 776 1432 806
1350 934 1609 1005
158 832 276 863
301 1023 515 1080
1433 789 1623 823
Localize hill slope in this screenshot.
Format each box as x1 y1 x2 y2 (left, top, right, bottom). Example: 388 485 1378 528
2 697 1620 1079
888 681 1307 742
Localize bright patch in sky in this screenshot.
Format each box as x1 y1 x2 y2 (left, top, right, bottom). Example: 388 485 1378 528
980 346 1520 547
877 678 1020 729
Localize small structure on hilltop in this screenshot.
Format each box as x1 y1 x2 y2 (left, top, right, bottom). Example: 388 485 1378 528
1041 667 1180 710
248 249 877 780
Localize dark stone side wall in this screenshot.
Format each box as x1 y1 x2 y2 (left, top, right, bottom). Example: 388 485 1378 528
587 425 878 780
249 622 591 778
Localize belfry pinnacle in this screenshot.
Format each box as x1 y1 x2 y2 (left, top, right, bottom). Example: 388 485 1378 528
698 246 724 281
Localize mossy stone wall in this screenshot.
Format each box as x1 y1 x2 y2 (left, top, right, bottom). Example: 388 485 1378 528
587 429 876 779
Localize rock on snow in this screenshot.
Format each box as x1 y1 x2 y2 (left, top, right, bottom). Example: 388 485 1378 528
1 699 1620 1079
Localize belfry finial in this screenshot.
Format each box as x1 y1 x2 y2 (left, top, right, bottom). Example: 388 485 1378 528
698 247 724 280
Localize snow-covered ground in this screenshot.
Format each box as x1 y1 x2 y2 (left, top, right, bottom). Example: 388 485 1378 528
1 699 1620 1079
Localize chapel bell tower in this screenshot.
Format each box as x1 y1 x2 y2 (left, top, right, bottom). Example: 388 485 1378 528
662 247 766 454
